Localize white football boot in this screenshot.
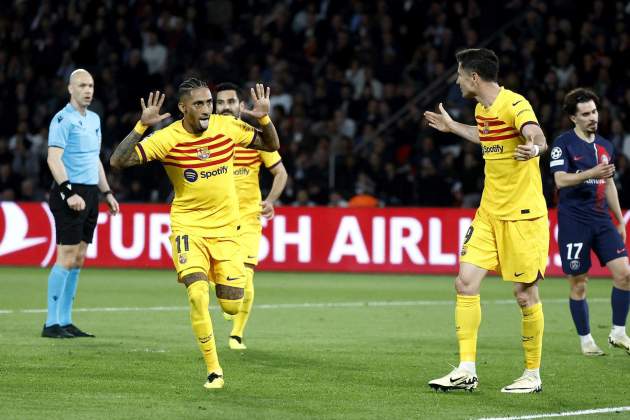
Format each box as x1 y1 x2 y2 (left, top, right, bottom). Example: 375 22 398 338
608 332 630 354
581 339 605 356
428 367 478 392
501 370 542 394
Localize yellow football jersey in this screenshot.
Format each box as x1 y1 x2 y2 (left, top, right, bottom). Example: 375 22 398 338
135 115 256 237
475 87 547 220
233 147 282 221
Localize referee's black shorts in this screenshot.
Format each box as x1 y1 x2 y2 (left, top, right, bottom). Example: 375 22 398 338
49 183 99 245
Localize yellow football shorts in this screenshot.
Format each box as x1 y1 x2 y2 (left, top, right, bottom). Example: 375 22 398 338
169 232 246 289
460 208 549 283
238 221 262 266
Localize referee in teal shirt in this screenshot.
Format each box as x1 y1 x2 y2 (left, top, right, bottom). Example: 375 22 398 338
43 69 119 338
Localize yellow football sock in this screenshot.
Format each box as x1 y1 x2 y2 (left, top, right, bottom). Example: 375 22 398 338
186 281 220 374
521 302 544 370
231 267 255 338
456 294 481 362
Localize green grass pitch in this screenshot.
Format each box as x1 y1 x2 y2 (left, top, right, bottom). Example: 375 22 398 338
0 268 629 419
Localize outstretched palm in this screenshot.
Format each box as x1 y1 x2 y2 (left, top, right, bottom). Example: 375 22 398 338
424 103 454 133
241 83 270 119
140 91 171 126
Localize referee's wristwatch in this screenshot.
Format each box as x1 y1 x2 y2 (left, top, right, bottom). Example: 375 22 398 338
102 190 114 197
59 181 77 201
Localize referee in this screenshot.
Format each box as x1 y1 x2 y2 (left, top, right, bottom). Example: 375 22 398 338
42 69 119 338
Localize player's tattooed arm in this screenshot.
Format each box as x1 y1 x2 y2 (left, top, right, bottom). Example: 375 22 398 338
248 123 280 152
110 91 171 168
110 129 143 168
241 83 280 151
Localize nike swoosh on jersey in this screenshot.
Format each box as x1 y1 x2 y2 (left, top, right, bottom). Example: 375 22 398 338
573 156 584 161
617 248 626 254
226 276 240 281
512 100 522 106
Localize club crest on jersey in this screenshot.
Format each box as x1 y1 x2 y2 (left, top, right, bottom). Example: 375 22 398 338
482 121 490 135
197 147 211 160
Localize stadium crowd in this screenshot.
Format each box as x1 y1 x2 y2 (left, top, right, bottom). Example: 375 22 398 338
1 0 630 207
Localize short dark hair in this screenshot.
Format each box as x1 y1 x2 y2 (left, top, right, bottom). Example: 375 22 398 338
216 82 241 99
455 48 499 82
563 88 600 115
178 77 208 100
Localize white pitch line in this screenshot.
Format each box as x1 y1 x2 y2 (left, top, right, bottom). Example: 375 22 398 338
0 298 608 315
477 406 630 420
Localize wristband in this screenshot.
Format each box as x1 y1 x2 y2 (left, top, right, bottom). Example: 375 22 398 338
102 190 113 196
258 115 271 126
134 120 148 134
533 144 540 157
59 181 76 201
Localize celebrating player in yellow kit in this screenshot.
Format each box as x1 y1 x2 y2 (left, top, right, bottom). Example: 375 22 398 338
214 82 287 350
110 79 279 389
424 48 549 393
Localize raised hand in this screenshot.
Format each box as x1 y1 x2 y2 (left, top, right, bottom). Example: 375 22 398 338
240 83 270 119
140 91 171 126
424 103 454 133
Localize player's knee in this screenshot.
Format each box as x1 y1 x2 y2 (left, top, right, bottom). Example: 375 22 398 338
74 254 85 268
613 270 630 290
572 284 587 299
184 276 209 308
455 275 475 295
219 298 242 315
513 290 532 307
570 276 588 299
216 284 244 315
59 252 77 269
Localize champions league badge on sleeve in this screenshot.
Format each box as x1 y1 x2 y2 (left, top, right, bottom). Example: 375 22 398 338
551 147 562 160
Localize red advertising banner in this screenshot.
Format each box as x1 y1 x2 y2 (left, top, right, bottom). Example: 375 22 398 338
0 202 627 277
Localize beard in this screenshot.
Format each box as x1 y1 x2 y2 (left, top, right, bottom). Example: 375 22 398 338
586 122 598 134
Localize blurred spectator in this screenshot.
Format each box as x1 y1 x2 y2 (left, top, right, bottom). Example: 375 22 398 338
1 0 629 209
348 191 379 208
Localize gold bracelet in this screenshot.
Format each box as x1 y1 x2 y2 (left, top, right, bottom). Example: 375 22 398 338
134 121 148 134
258 115 271 126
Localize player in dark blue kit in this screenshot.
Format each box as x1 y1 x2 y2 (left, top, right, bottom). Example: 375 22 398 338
550 88 630 356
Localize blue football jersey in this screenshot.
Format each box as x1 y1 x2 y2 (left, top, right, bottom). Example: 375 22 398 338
48 103 101 185
549 130 614 222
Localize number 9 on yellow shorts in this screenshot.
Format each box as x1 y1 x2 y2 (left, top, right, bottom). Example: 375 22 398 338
460 208 549 283
170 233 246 289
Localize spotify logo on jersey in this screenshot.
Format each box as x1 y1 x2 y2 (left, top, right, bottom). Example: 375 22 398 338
183 169 198 182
